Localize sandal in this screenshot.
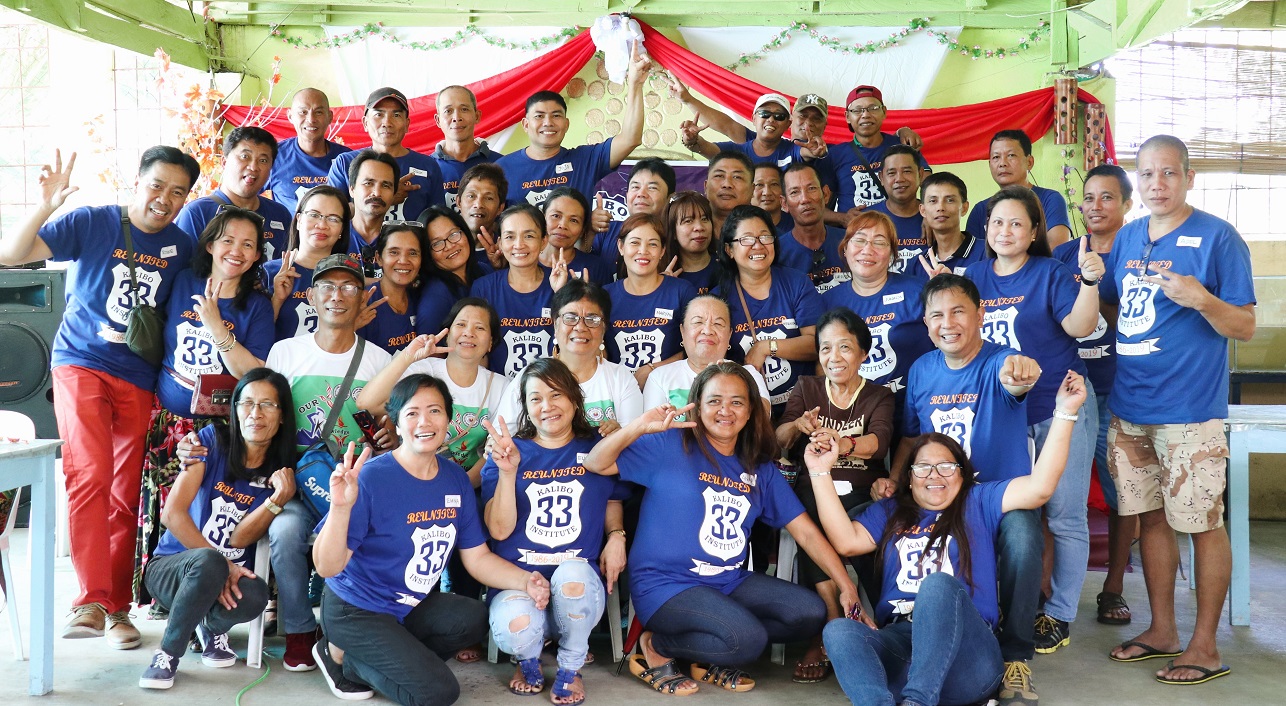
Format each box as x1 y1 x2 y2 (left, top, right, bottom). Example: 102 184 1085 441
690 663 756 692
455 643 483 663
551 668 585 706
509 657 544 696
791 658 832 684
627 655 699 696
1096 592 1132 625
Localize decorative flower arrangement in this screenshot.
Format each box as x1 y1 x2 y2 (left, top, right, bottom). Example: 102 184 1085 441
270 22 581 52
155 48 225 198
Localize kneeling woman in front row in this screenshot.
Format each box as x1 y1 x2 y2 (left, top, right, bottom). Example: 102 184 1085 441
140 368 297 689
806 371 1087 706
482 358 628 704
313 374 551 706
584 363 859 696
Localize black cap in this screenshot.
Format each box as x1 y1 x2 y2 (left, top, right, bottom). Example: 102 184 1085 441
365 87 409 113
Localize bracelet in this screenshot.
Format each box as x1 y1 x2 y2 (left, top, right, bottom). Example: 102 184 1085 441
215 330 237 353
607 529 626 539
1052 409 1079 422
1080 275 1099 286
840 436 855 459
809 471 831 477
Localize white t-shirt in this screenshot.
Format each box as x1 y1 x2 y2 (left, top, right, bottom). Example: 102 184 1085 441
266 334 393 452
643 360 771 414
403 357 507 470
496 358 644 430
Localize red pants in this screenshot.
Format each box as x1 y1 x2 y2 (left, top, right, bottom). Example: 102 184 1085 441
52 365 153 612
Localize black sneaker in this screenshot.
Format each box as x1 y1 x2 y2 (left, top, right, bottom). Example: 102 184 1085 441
1033 615 1070 654
139 649 180 689
312 640 374 701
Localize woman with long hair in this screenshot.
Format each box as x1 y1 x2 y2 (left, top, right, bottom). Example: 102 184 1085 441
266 185 352 341
664 191 718 294
584 363 857 696
357 220 428 353
416 205 490 333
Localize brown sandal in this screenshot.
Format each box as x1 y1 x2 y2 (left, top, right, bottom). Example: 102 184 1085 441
690 663 756 692
628 655 699 696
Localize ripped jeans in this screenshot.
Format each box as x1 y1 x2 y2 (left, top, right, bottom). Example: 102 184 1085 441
489 560 604 671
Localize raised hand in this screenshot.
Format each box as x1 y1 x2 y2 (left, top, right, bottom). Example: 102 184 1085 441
795 406 823 436
625 39 652 87
799 134 829 159
355 285 388 330
1144 263 1212 310
272 249 300 303
403 328 453 363
482 416 520 475
391 172 419 206
329 442 371 510
591 193 612 234
1000 354 1042 389
918 250 950 279
1078 237 1105 283
663 71 692 102
634 402 697 435
679 119 705 151
1053 369 1087 416
192 277 227 334
549 247 570 291
38 149 79 211
661 256 683 278
476 226 505 269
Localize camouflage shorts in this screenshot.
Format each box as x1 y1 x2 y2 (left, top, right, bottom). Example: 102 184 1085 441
1107 416 1227 533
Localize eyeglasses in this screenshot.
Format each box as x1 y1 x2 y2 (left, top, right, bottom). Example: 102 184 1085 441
734 234 776 247
215 204 266 229
559 312 604 328
755 109 790 122
301 209 345 226
314 281 363 297
909 461 961 478
430 229 466 252
846 105 884 116
236 400 281 414
849 237 892 252
381 220 427 236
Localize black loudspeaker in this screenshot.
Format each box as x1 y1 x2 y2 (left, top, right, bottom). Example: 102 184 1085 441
0 269 65 440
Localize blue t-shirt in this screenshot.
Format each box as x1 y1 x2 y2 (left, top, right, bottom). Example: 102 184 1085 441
715 268 825 412
174 190 293 262
618 429 806 624
821 274 933 397
819 134 930 212
1053 237 1117 397
966 185 1070 242
265 137 351 212
589 220 623 266
480 437 621 587
41 205 194 391
322 452 486 621
905 233 989 281
262 258 317 342
157 270 275 414
605 276 697 370
431 142 501 209
413 276 460 335
679 262 718 295
775 226 849 293
1100 209 1255 424
565 249 614 286
327 149 447 223
903 342 1030 481
356 280 418 353
964 257 1087 423
857 479 1010 628
495 140 615 207
152 425 273 567
470 269 555 377
869 201 928 276
714 137 803 169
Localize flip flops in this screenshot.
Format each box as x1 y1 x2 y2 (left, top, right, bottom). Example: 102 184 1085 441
1155 660 1231 686
1096 592 1132 625
791 659 832 683
1109 640 1182 663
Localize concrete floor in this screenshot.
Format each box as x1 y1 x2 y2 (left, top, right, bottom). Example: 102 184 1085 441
2 524 1285 705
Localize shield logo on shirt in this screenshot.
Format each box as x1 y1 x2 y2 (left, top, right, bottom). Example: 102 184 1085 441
981 306 1022 351
524 479 585 548
861 322 898 381
929 406 976 458
614 329 664 370
404 524 456 594
698 487 751 561
201 496 247 562
1118 273 1160 337
893 534 955 593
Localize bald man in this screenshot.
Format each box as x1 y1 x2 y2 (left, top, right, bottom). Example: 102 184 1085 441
266 88 351 212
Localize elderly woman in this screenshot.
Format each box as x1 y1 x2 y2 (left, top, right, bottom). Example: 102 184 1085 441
266 185 352 341
313 374 551 704
584 363 858 696
713 204 823 418
496 279 643 436
482 358 628 704
808 371 1086 706
821 210 933 436
775 307 895 682
664 191 718 294
139 368 296 689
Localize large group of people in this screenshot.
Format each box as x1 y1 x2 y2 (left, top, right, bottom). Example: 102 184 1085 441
0 61 1255 706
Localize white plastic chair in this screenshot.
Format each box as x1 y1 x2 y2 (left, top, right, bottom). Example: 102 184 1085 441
0 410 36 660
486 582 627 664
245 537 272 669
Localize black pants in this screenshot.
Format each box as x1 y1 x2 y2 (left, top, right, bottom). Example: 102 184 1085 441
144 548 269 657
320 585 488 706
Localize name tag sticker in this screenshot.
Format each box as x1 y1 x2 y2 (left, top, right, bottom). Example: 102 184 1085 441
783 318 798 329
576 453 587 464
270 220 285 230
444 494 461 508
556 162 574 174
654 307 673 319
409 167 428 178
834 480 853 496
541 307 551 318
1177 236 1202 248
883 292 905 305
160 245 178 258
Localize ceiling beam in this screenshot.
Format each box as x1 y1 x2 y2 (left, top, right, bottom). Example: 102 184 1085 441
0 0 210 68
87 0 208 43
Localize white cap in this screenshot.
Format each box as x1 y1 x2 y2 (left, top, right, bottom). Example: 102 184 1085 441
754 93 791 113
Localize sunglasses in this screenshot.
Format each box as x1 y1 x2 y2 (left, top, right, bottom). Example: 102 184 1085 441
756 109 790 122
215 204 266 229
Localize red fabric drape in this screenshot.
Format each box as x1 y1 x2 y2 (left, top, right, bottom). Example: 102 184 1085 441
637 21 1115 165
220 29 596 152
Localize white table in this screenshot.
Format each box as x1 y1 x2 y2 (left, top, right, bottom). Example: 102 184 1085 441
0 439 61 695
1225 405 1286 626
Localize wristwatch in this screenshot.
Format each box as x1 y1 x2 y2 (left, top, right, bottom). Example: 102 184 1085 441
768 339 779 357
265 500 283 516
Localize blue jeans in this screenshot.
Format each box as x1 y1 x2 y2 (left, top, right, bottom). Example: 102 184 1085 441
1093 390 1117 509
268 498 319 634
996 509 1041 662
647 571 825 665
489 560 604 671
824 572 1004 706
1028 381 1097 624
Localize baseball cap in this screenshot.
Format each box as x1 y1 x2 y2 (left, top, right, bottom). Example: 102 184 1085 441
313 254 365 284
754 93 792 113
845 85 883 107
794 93 829 115
365 87 409 112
